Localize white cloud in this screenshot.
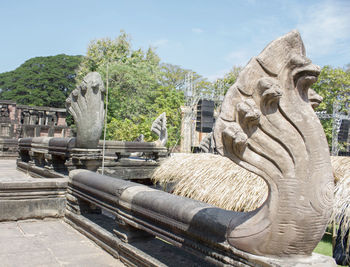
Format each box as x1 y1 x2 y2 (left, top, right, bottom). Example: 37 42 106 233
192 28 204 34
151 39 169 47
297 1 350 58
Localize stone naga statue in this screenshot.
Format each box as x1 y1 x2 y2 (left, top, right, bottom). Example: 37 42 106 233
213 30 333 256
66 72 105 149
151 112 168 147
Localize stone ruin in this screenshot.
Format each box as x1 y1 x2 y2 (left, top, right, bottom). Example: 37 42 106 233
11 31 336 266
0 100 69 157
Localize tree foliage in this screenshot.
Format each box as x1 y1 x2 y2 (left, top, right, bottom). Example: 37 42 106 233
313 66 350 113
213 66 242 96
0 54 82 107
312 65 350 146
78 32 185 148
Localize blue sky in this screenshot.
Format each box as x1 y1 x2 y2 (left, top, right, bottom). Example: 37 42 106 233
1 0 349 80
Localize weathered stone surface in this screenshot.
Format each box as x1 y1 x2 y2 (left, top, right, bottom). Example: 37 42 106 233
213 30 333 256
66 72 105 149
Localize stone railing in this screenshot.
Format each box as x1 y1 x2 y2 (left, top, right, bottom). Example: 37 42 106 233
17 137 167 181
65 169 335 266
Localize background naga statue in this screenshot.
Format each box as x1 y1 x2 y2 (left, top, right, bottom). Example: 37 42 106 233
213 30 333 256
66 72 105 149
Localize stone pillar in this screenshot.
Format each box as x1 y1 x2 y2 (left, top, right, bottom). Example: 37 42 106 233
180 106 193 153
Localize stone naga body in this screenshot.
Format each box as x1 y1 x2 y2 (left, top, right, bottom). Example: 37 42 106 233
213 30 333 256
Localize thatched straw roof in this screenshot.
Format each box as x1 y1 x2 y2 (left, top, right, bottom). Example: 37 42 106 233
331 157 350 241
152 153 267 212
152 154 350 215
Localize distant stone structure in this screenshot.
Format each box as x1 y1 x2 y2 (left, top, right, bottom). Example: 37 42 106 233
0 100 69 138
0 100 69 156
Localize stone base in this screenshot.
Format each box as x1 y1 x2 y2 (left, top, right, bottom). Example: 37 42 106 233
0 178 68 221
67 148 102 172
98 157 159 182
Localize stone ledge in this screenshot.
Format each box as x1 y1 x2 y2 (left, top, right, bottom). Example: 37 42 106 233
0 176 67 222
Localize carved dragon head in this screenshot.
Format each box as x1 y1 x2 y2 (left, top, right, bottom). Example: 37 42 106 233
213 30 333 256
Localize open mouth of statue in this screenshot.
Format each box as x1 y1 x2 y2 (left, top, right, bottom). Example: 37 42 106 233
293 67 320 96
293 70 318 89
271 91 282 99
309 95 322 104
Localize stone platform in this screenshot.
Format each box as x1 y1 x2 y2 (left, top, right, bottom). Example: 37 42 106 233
0 219 124 267
0 160 124 266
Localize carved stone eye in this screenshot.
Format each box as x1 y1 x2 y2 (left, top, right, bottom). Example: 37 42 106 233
258 78 273 91
290 55 311 68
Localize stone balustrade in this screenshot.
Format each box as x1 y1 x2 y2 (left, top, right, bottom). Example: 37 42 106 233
17 137 167 181
65 169 335 266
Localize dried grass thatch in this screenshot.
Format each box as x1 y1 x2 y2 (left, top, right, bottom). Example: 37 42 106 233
152 153 267 212
331 157 350 242
153 154 350 215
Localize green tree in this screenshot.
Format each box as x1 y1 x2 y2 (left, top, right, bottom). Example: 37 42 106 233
79 32 185 148
312 65 350 146
213 66 242 96
160 63 203 90
77 32 132 80
0 54 83 107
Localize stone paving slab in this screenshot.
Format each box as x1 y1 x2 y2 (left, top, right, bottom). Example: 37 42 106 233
0 219 124 267
0 160 30 181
